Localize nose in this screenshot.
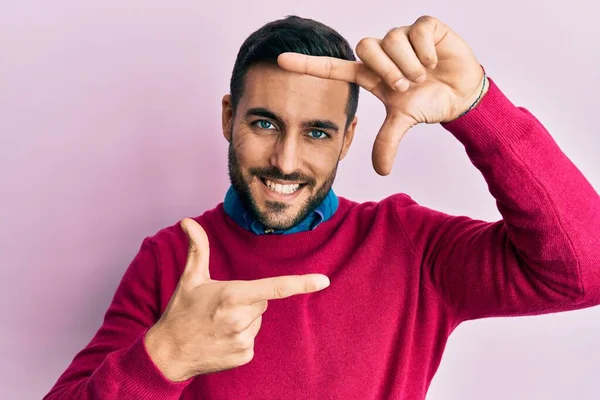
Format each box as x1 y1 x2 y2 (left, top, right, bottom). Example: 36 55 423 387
269 134 302 175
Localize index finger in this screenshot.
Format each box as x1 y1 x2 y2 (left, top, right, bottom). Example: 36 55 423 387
278 53 381 93
278 53 360 83
237 273 331 304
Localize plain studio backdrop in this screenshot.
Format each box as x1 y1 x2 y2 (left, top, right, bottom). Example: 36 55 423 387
1 0 599 399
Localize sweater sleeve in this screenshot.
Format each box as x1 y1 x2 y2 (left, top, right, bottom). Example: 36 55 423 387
397 76 600 322
43 238 191 399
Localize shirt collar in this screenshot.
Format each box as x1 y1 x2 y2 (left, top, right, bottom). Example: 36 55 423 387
223 185 338 235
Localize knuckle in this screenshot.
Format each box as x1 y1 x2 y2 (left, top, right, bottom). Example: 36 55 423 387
325 58 334 79
187 240 198 255
219 287 239 307
405 67 427 81
408 25 427 40
228 317 247 334
253 316 263 331
217 310 245 333
382 67 402 83
232 320 247 334
382 28 405 47
240 349 255 365
221 295 237 307
355 37 377 57
235 334 255 351
273 282 289 299
415 15 435 24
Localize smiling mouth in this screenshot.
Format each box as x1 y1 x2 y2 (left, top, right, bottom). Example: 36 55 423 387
260 177 306 195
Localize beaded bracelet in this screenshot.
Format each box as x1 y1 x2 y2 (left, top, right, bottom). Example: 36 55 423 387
457 70 487 118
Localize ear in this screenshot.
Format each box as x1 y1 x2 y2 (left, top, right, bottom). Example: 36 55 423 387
339 116 358 161
221 94 233 142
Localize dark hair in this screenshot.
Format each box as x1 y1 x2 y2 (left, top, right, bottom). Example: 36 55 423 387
229 15 359 128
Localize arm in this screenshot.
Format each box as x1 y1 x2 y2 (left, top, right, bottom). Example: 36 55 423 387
400 77 600 321
43 238 190 399
276 15 600 322
44 219 330 398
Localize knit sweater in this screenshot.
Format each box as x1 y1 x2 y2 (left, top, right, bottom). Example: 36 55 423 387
44 77 600 400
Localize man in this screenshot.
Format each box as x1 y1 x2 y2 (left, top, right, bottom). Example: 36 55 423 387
45 15 600 400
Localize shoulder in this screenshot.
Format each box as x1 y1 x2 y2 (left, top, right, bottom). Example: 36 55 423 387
338 192 454 233
338 192 418 217
332 193 421 233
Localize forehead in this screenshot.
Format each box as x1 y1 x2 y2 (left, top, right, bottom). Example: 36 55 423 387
239 63 349 121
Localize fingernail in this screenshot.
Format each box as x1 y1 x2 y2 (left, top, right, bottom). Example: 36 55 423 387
414 74 426 84
315 276 330 290
427 63 437 69
393 78 409 92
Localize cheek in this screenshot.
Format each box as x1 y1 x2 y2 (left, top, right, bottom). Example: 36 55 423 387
233 131 272 169
309 145 341 180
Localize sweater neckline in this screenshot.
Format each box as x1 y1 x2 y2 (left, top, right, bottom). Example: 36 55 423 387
214 197 354 252
222 185 340 235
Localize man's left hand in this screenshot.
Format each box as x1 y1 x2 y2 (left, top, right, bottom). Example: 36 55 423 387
278 15 487 176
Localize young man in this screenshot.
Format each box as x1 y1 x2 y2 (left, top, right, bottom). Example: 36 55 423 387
45 15 600 400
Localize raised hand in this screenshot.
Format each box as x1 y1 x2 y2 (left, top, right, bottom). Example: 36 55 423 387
277 15 487 176
144 218 330 381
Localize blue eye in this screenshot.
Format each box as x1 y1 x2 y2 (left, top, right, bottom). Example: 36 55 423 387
308 130 328 140
256 120 275 130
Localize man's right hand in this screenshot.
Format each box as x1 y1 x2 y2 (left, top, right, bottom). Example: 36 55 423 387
144 217 331 382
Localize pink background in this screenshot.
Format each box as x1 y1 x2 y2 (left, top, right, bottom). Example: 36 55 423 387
2 1 599 399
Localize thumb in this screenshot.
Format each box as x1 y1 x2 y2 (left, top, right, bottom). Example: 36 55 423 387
371 112 415 176
180 217 211 287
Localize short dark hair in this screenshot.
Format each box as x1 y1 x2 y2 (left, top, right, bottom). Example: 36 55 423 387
229 15 359 128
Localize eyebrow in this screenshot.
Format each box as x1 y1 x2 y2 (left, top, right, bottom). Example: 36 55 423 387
303 118 339 133
245 107 340 133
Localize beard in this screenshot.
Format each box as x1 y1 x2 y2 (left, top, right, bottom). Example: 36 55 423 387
227 142 338 231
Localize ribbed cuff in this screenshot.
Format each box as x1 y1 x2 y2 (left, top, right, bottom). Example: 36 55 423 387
440 77 537 155
117 331 192 399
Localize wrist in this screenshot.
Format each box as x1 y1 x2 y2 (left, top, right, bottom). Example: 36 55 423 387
446 68 489 122
144 324 191 382
470 74 489 109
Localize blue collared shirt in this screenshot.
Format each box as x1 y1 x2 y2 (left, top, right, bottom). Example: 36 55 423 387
223 185 338 235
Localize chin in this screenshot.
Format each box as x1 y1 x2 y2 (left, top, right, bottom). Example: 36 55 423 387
261 211 299 230
255 201 304 230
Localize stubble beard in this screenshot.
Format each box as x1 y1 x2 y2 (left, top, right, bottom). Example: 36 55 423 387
227 142 338 231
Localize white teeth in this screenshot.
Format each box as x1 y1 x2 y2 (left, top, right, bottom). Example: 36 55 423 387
265 179 301 194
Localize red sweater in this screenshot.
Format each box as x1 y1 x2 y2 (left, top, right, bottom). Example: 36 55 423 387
44 78 600 399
